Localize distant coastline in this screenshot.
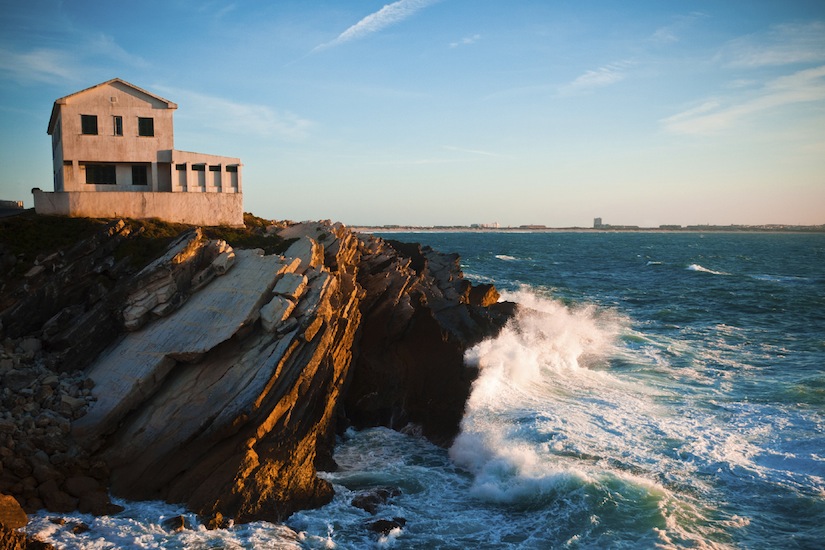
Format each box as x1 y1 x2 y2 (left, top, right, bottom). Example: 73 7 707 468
353 224 825 234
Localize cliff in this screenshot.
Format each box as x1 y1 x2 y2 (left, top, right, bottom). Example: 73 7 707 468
0 215 513 526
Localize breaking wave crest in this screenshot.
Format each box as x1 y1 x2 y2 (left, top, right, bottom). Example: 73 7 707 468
687 264 728 275
449 289 739 546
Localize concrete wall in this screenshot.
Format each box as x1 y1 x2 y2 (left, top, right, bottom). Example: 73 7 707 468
33 189 244 227
170 150 242 194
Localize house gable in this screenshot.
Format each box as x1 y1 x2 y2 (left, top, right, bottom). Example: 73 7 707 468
48 78 176 135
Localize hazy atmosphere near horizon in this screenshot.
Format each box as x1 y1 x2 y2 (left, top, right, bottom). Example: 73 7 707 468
1 0 823 227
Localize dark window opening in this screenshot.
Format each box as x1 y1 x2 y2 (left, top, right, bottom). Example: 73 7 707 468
138 117 154 137
132 165 148 186
208 165 221 172
113 116 123 136
175 163 186 170
85 164 116 184
192 164 205 171
226 165 238 173
81 115 98 135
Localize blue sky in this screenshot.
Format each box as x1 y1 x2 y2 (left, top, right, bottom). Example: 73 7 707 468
1 0 823 227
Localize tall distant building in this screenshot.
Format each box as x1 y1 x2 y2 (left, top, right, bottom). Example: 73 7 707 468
594 217 603 228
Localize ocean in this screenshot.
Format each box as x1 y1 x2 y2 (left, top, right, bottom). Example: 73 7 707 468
29 231 825 549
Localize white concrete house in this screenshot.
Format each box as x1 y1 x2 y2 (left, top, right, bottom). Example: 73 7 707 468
34 78 244 226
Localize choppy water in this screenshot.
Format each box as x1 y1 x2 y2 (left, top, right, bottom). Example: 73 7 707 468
30 232 825 549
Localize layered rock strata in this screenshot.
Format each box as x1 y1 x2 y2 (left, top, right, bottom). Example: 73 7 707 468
0 218 513 526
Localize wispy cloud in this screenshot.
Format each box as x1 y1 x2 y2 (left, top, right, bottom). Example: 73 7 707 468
559 60 635 95
194 1 237 19
0 32 148 85
313 0 441 52
450 34 481 48
650 28 678 44
649 12 708 45
0 48 78 84
662 65 825 134
155 86 313 141
442 145 508 158
718 22 825 67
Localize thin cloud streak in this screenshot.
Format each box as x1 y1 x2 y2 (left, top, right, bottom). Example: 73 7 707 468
313 0 441 52
442 145 508 158
154 86 313 141
0 32 148 85
559 60 635 95
0 48 79 84
450 34 481 48
662 65 825 134
718 22 825 68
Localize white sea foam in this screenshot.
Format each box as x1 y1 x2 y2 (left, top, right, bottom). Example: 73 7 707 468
495 254 517 261
750 273 810 284
687 264 728 275
27 499 305 549
450 289 759 546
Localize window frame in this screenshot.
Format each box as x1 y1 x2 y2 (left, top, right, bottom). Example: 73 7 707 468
113 115 123 136
85 164 116 185
131 165 148 186
81 114 98 135
137 117 154 137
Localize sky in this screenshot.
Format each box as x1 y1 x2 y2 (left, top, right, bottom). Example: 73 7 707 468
1 0 824 227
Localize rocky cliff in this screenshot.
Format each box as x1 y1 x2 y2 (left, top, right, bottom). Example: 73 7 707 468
0 216 513 526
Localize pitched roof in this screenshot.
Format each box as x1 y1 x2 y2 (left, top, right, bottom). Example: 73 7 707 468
47 78 178 135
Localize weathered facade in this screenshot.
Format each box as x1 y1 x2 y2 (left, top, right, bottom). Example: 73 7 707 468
34 79 244 226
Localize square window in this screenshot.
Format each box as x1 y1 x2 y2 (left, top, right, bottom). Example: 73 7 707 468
113 116 123 136
138 117 154 137
132 165 148 186
81 115 98 135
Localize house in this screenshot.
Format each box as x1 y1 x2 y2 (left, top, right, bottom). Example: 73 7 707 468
33 78 244 226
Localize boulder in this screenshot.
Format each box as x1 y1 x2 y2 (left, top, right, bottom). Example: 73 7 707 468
37 479 77 513
260 296 295 333
0 494 27 529
468 283 500 307
351 486 401 514
272 273 308 301
366 517 406 535
161 514 192 532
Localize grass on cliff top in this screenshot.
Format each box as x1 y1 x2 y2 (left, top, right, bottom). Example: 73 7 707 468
204 212 296 256
0 210 106 265
0 211 295 275
116 213 296 267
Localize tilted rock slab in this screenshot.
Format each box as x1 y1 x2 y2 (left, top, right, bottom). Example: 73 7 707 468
73 224 365 523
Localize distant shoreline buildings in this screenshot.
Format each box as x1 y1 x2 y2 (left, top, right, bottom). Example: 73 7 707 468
351 222 825 234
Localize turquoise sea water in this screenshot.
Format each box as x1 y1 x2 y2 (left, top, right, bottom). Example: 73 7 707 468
30 232 825 549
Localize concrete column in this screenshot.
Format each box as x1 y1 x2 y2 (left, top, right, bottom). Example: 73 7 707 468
69 160 80 191
151 162 159 192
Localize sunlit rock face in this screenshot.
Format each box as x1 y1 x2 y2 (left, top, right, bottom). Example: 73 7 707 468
1 219 513 525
